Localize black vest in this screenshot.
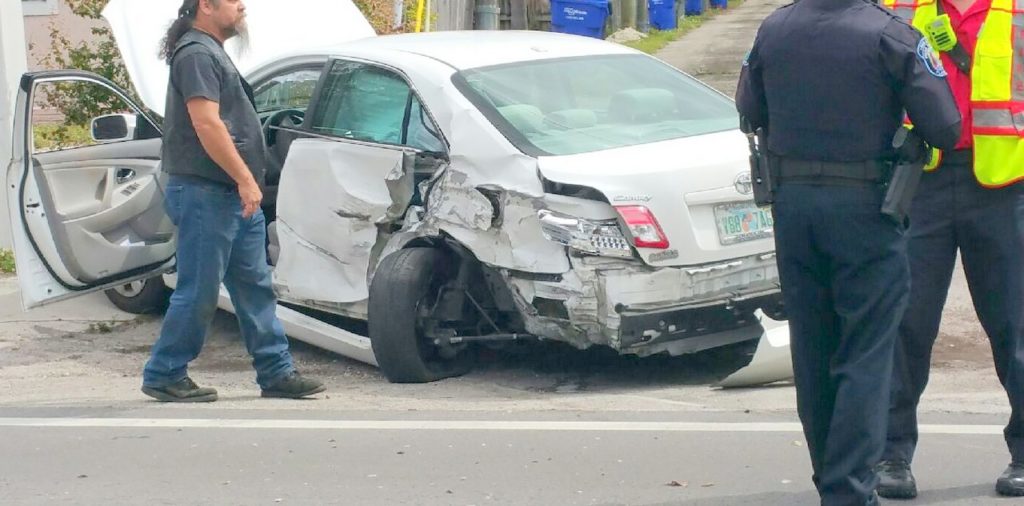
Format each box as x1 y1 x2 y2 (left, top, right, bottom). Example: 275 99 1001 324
160 30 266 186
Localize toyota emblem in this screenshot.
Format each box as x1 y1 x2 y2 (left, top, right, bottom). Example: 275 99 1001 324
734 172 754 195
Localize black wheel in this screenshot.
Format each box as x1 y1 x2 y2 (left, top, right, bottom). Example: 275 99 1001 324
103 277 171 314
369 248 472 383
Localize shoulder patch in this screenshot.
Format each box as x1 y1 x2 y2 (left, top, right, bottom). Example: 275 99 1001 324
916 37 947 77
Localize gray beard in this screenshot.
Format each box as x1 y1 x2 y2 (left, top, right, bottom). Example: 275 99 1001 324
228 21 250 59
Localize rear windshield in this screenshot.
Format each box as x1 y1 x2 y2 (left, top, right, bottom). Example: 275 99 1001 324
453 54 738 156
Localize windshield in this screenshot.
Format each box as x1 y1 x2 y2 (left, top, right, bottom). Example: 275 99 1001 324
453 54 738 156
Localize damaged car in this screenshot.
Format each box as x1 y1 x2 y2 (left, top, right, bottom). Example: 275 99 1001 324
5 0 789 384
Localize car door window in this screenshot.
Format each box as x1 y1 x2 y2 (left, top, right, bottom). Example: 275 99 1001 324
309 60 444 151
253 68 322 115
31 80 159 153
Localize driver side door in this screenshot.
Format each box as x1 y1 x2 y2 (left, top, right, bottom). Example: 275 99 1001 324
6 71 175 309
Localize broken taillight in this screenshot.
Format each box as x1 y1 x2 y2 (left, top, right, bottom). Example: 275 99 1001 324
615 205 670 249
536 210 633 258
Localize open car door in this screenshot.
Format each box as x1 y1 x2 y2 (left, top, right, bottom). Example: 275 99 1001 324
5 71 175 309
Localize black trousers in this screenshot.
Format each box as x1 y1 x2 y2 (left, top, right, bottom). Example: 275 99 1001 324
773 182 909 506
884 156 1024 463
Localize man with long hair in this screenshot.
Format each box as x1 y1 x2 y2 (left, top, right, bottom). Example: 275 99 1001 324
142 0 325 401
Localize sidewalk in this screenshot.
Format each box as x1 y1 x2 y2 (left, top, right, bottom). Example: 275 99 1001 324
655 0 789 96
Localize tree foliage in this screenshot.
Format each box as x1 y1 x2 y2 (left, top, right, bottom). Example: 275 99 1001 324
36 0 419 146
37 0 134 146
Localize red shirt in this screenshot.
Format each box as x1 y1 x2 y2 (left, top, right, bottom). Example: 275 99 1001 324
939 0 992 149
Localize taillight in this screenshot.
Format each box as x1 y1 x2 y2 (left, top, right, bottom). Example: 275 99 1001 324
615 205 670 249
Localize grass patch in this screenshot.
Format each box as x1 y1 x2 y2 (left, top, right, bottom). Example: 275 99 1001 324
33 124 92 152
0 248 14 274
88 321 115 334
622 2 744 54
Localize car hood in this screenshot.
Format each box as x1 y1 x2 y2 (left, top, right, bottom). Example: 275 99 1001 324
102 0 376 116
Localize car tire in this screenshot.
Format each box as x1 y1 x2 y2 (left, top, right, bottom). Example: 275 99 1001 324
103 277 171 314
369 248 472 383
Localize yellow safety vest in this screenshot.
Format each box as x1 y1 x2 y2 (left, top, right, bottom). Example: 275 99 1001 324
882 0 1024 187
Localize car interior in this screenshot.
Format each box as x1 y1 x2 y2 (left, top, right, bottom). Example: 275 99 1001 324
256 61 448 265
23 80 174 287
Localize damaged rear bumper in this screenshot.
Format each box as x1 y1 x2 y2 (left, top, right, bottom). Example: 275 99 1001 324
505 251 783 356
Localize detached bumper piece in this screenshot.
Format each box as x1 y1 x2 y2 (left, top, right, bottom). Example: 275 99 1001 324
618 303 758 349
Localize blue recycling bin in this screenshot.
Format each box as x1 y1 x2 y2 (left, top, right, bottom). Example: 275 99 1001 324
648 0 677 30
684 0 704 16
550 0 611 39
709 0 727 8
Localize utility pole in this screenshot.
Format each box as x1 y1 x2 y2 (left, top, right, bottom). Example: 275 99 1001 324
0 0 27 249
393 0 405 31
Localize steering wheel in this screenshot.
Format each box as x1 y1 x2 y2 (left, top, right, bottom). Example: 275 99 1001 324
262 108 305 146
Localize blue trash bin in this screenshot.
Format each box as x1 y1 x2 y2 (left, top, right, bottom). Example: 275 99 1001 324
550 0 611 39
648 0 676 30
709 0 727 8
684 0 703 16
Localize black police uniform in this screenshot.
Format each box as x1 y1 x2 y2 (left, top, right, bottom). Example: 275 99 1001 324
736 0 961 504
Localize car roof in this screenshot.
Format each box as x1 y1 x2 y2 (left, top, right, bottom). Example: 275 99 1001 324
320 31 640 71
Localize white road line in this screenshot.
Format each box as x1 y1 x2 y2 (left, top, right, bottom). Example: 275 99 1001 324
0 418 1006 434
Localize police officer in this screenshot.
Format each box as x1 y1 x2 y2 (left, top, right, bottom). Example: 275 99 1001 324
877 0 1024 498
736 0 961 503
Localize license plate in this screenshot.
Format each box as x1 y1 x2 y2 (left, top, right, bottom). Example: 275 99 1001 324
714 202 774 245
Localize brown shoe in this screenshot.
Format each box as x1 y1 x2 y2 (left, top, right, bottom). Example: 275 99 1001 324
141 377 218 403
261 372 325 399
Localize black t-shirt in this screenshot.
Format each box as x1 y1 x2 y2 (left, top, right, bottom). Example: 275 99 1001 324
160 30 266 187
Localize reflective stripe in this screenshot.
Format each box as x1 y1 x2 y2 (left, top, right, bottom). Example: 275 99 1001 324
973 108 1015 127
1012 13 1024 100
893 6 915 19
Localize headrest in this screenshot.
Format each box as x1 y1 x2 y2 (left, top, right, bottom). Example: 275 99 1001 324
497 104 545 134
544 109 598 130
608 88 676 123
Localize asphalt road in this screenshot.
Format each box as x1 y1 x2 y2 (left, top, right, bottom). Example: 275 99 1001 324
0 407 1014 505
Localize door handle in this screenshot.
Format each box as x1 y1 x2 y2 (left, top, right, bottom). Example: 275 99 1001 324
115 168 136 184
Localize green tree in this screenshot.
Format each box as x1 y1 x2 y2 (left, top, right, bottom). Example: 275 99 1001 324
36 0 419 148
38 0 136 147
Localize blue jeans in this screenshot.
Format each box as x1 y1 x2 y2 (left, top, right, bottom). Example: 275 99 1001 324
143 175 295 389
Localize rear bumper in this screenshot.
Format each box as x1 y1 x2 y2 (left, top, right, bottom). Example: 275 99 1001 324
506 251 782 354
617 293 779 355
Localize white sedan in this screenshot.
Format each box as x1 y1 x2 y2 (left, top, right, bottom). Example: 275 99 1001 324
6 0 791 385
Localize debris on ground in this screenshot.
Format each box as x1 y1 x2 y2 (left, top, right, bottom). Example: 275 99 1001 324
606 28 648 43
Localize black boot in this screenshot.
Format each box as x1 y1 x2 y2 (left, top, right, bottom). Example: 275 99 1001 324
261 372 326 399
997 463 1024 496
876 459 917 499
141 377 218 403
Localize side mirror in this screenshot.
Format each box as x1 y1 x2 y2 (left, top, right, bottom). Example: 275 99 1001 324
90 113 136 143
